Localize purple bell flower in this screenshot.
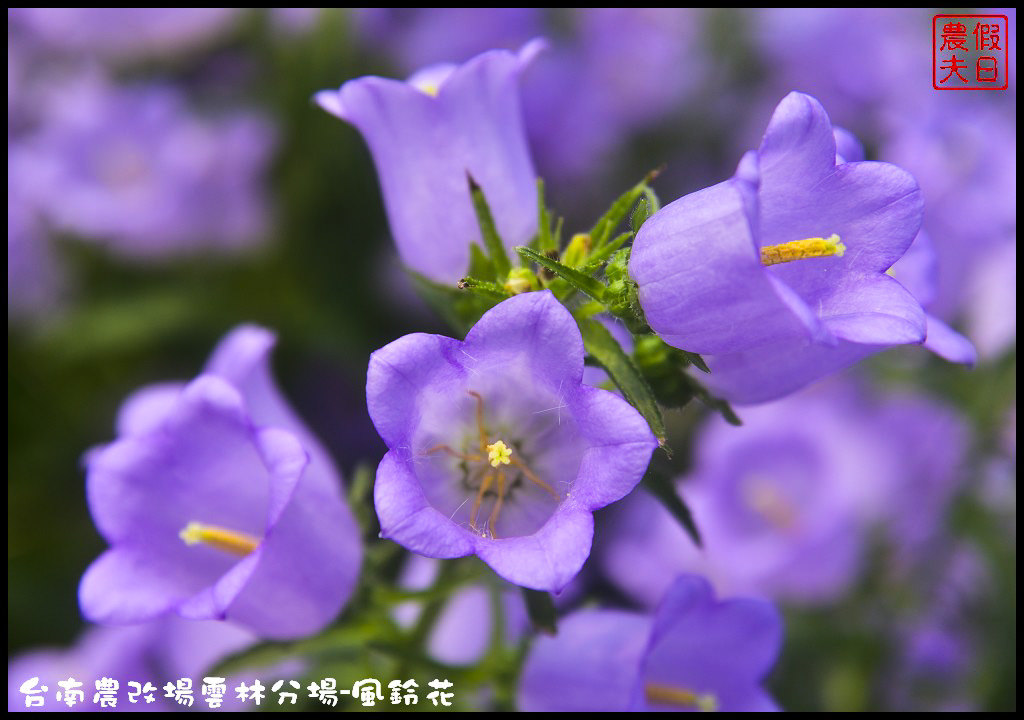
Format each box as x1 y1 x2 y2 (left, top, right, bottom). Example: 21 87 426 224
366 291 658 592
518 574 782 712
79 326 362 640
630 92 971 404
315 41 542 285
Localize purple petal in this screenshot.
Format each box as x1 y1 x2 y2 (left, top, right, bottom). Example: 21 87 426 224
367 333 466 451
474 503 594 591
115 381 186 436
463 290 585 392
518 609 652 711
639 575 782 712
820 273 927 345
374 451 475 557
924 315 977 366
317 46 538 285
566 385 657 507
631 178 817 354
757 92 838 198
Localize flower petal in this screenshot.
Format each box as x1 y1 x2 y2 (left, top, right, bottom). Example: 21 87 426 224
821 273 926 345
374 451 475 558
518 609 652 712
567 385 657 508
475 501 594 591
631 177 815 354
923 314 977 366
463 290 585 392
367 333 466 451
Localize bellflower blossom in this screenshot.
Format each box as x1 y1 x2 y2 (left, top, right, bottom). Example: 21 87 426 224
315 42 542 285
12 8 241 60
518 574 782 712
8 618 255 712
602 380 970 605
11 72 274 260
630 91 972 404
79 326 362 639
366 291 657 592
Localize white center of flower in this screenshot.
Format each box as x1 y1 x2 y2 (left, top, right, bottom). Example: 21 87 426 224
760 233 845 266
179 521 260 557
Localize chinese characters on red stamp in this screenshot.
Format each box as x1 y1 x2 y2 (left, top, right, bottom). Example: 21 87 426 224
934 14 1009 90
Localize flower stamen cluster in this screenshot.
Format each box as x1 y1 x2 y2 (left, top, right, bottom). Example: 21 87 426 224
426 391 557 539
178 521 260 557
759 233 845 266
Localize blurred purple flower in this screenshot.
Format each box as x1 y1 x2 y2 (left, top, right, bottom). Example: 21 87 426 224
80 325 362 640
352 8 542 70
523 9 703 183
631 92 970 404
10 71 274 260
518 574 782 712
316 42 542 285
392 555 528 667
8 617 255 712
12 8 240 60
603 380 970 605
7 183 63 319
366 291 657 591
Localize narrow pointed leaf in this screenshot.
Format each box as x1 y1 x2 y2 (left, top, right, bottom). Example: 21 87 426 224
515 246 607 302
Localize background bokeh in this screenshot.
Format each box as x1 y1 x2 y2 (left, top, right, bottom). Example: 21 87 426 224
8 8 1015 711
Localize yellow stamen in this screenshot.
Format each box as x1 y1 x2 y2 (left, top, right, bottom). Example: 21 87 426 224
645 683 719 712
510 455 558 498
760 234 845 266
488 471 507 539
487 440 513 468
179 522 259 557
469 472 494 531
469 391 488 454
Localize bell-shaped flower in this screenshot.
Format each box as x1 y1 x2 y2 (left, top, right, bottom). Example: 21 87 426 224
315 41 543 285
79 326 362 639
366 291 658 592
630 92 971 404
8 617 255 711
601 380 970 605
518 574 782 712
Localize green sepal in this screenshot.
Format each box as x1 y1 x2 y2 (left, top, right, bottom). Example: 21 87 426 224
515 246 607 302
574 313 666 445
469 242 496 283
469 175 511 279
642 463 702 548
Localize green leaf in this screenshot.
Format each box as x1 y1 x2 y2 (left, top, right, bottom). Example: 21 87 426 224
407 269 498 334
642 465 702 548
536 179 556 253
630 196 651 235
682 374 743 426
581 230 632 272
515 246 607 302
522 587 557 636
468 242 496 282
590 166 663 250
457 277 513 301
575 314 666 444
469 175 511 278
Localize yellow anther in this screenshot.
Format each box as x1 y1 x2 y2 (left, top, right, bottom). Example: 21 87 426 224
743 478 797 532
487 440 513 468
760 234 845 266
645 684 719 712
415 82 439 97
179 522 260 557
